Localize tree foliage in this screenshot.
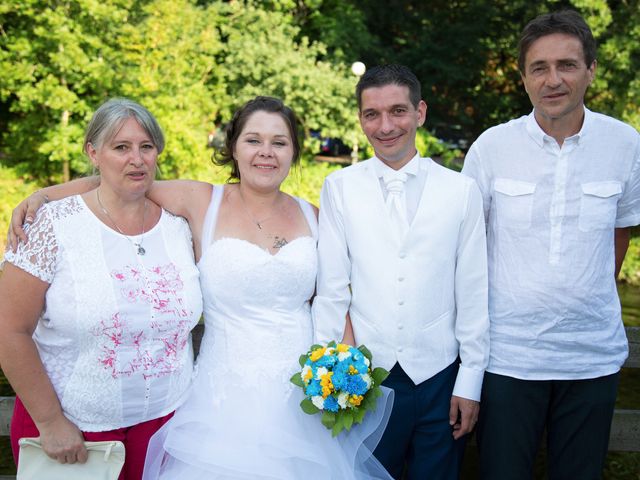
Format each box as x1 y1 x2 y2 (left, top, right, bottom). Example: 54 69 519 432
1 0 639 183
0 0 362 183
292 0 640 140
0 0 138 182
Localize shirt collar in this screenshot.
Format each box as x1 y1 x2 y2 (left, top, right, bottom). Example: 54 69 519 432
525 106 591 147
372 153 421 179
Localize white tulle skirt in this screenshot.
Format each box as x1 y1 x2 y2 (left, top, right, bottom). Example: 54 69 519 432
143 358 394 480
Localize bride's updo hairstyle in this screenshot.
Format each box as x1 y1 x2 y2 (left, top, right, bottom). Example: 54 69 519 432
214 96 301 182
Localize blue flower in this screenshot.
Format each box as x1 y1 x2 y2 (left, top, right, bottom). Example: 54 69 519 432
332 369 348 390
345 375 369 395
352 359 368 374
305 380 322 397
324 395 339 412
313 354 338 369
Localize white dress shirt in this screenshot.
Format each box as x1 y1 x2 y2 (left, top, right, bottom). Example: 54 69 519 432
313 155 489 401
462 107 640 380
372 155 426 223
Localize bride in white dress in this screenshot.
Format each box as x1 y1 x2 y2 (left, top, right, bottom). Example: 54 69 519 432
138 96 394 479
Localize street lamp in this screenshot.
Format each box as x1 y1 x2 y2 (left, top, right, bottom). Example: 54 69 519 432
351 61 366 77
350 62 366 164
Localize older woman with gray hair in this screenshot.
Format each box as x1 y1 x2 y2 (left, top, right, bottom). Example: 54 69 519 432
0 98 202 479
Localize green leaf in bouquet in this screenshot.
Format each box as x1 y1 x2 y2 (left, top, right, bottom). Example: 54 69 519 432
358 345 373 362
309 344 324 352
298 354 308 367
332 412 346 437
371 366 390 385
300 397 320 415
290 372 304 388
327 340 337 348
362 389 380 411
321 410 336 430
343 411 354 431
353 406 367 424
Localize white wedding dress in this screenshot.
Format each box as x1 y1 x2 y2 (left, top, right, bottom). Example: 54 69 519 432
143 186 393 479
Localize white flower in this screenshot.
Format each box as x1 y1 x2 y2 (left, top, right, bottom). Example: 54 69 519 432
312 396 325 410
325 347 335 356
316 367 328 379
337 351 352 361
337 392 349 409
301 365 312 383
364 357 371 367
362 374 372 389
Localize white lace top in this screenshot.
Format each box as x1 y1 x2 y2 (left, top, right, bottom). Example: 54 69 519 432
4 195 203 431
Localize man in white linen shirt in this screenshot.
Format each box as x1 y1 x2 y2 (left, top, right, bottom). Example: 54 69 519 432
312 64 489 480
462 10 640 480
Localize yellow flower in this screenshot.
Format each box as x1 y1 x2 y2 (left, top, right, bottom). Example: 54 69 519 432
349 394 364 406
309 347 326 362
337 343 350 353
304 369 313 382
348 365 358 375
320 371 334 398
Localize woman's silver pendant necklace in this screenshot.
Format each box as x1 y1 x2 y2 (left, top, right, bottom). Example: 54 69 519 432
96 188 147 255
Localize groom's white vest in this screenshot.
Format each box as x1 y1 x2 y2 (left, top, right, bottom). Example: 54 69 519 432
315 158 488 387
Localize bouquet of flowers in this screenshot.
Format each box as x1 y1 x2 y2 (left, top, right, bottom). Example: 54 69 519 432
290 341 389 436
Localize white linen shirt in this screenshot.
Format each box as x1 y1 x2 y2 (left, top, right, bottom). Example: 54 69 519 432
4 196 203 431
462 108 640 380
313 155 489 401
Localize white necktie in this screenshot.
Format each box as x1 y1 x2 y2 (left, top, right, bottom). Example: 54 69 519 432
383 171 409 237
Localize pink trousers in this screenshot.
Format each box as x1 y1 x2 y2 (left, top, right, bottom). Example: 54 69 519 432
10 396 173 480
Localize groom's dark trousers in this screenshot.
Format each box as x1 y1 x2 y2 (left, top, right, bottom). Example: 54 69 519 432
373 361 465 480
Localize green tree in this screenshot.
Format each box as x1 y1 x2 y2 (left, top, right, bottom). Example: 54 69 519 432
0 0 142 182
0 0 367 182
118 0 224 178
212 1 364 153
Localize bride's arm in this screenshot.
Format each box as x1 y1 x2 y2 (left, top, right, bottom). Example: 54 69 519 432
8 177 100 250
341 313 355 346
145 180 212 226
8 178 212 251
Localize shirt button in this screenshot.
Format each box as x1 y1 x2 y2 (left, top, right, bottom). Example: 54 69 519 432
398 277 405 282
397 347 403 353
398 324 404 330
399 252 406 259
398 300 405 306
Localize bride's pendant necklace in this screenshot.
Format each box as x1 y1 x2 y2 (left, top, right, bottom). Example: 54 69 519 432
96 188 147 255
238 190 277 230
237 189 289 250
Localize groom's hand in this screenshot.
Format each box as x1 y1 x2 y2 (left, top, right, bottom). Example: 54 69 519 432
449 395 479 440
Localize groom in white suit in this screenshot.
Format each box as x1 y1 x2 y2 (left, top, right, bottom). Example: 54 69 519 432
312 64 489 479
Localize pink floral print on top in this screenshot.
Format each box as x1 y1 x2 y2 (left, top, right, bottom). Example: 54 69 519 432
93 263 194 379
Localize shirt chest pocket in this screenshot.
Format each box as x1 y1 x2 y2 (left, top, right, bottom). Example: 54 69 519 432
493 178 536 229
579 181 622 232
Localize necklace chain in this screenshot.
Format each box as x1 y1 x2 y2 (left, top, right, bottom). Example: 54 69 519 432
96 188 147 255
238 190 278 230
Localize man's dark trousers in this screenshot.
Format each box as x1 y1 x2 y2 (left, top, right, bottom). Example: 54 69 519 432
374 362 465 480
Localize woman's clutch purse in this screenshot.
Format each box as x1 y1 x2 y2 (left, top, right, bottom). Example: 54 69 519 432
17 437 125 480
